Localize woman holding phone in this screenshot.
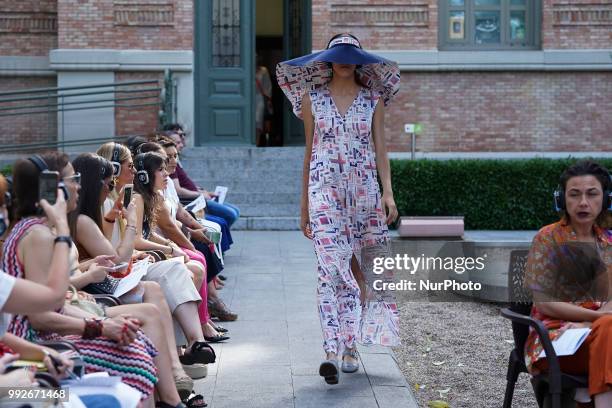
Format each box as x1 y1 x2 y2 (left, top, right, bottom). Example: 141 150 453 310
0 174 74 389
3 152 183 405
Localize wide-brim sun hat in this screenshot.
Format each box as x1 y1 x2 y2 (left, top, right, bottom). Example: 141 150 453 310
276 34 400 119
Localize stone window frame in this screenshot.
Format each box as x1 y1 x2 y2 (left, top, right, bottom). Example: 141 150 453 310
438 0 542 50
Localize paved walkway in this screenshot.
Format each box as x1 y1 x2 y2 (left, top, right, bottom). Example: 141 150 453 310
193 231 418 408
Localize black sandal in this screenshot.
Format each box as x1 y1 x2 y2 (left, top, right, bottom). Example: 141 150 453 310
210 323 228 333
204 333 230 343
184 392 208 408
156 402 186 408
179 341 216 365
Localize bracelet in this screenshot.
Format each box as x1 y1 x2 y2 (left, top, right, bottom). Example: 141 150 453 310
54 236 72 248
104 216 116 224
82 318 103 339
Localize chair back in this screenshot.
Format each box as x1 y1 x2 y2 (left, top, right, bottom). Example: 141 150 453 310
507 249 531 358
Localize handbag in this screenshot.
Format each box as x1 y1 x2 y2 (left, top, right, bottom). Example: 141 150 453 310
68 285 106 317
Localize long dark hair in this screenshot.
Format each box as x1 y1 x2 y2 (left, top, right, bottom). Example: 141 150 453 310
69 153 113 237
11 152 70 223
133 152 164 227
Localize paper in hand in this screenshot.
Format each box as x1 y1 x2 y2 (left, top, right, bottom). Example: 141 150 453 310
113 259 148 298
214 186 228 204
185 195 207 213
538 327 591 358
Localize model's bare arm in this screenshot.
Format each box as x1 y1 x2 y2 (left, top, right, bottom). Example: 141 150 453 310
372 102 398 224
301 93 315 239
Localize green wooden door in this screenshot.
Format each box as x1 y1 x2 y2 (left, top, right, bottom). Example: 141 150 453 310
282 0 311 146
195 0 255 145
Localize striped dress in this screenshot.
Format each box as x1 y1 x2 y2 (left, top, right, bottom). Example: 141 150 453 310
1 217 158 399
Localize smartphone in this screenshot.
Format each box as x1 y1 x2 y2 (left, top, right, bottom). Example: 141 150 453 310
108 262 129 273
204 230 221 244
39 170 59 204
7 360 47 371
123 184 133 209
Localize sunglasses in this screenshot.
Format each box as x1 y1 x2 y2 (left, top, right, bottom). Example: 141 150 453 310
62 173 81 185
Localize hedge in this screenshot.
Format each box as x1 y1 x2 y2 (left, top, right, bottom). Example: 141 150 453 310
390 158 612 230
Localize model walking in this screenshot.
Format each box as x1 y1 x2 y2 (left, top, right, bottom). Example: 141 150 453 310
277 33 401 384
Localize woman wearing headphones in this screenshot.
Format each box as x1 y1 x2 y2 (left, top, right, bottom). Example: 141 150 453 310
524 160 612 407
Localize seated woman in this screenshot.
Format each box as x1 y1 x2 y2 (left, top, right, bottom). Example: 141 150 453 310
130 152 216 352
4 152 185 407
68 153 214 399
524 160 612 407
0 173 74 392
139 140 236 330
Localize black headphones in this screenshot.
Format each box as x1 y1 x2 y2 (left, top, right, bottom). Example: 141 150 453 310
135 153 149 185
28 154 70 202
554 173 612 213
110 143 122 177
28 154 48 172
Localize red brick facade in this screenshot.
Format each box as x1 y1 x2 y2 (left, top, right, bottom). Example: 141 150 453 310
312 0 438 50
385 71 612 152
543 0 612 49
114 71 164 138
57 0 193 50
312 0 612 152
1 0 610 153
0 0 58 56
0 76 58 148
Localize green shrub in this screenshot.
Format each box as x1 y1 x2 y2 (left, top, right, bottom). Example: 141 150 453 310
0 164 11 177
390 158 612 230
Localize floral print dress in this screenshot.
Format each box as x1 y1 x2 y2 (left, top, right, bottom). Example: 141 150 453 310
308 84 400 354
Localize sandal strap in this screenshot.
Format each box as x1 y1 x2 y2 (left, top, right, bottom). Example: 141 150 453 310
185 393 207 408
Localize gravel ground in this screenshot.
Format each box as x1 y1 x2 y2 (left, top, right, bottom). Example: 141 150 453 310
393 300 539 408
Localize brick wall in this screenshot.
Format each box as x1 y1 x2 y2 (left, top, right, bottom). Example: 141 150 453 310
0 0 57 56
114 72 163 137
543 0 612 49
57 0 192 50
312 0 437 50
0 76 58 148
384 71 612 152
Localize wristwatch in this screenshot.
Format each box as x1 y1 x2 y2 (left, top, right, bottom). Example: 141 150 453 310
54 235 73 248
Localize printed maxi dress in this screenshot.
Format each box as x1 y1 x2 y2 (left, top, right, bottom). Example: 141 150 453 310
308 84 400 355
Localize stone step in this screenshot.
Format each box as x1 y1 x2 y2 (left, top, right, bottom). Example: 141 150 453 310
234 203 299 217
180 146 305 230
186 179 302 196
210 192 301 206
233 216 300 230
181 146 304 160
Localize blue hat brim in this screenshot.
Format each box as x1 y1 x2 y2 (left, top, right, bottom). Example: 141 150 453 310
284 45 389 66
276 45 400 119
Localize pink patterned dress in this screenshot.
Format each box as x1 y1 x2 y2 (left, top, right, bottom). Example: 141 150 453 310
308 84 400 355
